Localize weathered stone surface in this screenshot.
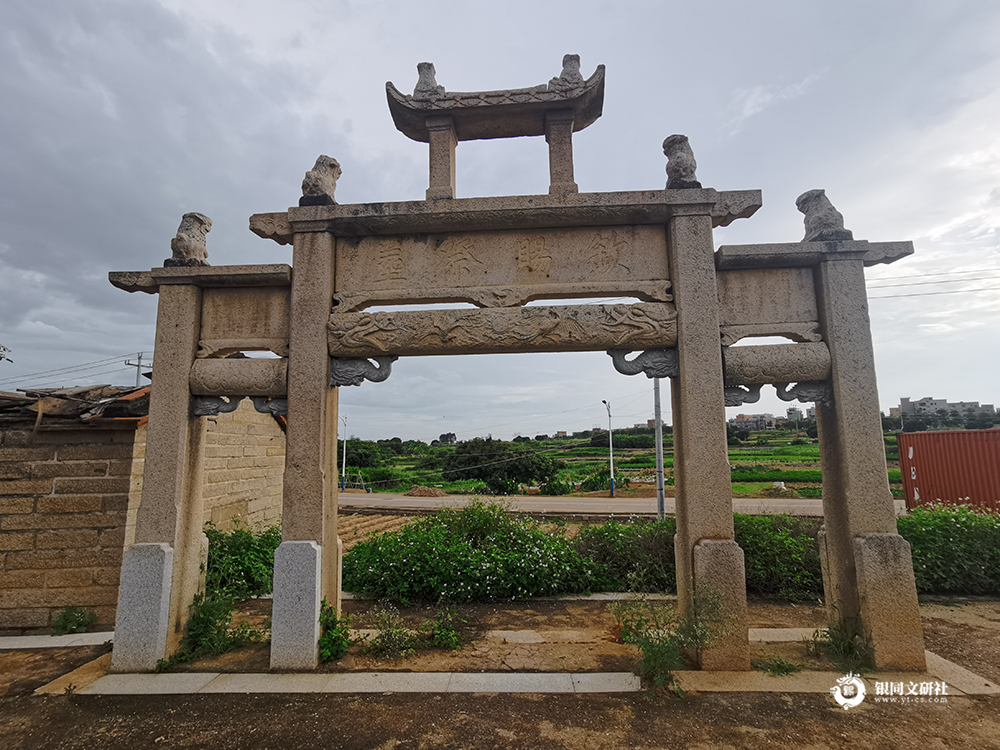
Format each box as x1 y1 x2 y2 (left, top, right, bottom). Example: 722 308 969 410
165 213 211 267
693 540 751 671
248 214 293 246
111 543 173 672
329 303 677 358
774 380 833 405
797 189 853 242
723 384 761 406
329 356 397 387
300 155 341 207
413 61 445 99
717 268 819 345
270 541 322 671
853 533 926 670
663 135 701 190
198 287 290 358
189 358 288 397
334 225 670 310
716 241 914 270
274 190 762 239
722 343 831 386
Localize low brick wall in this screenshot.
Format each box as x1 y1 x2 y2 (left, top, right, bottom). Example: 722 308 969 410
0 426 135 631
2 399 286 632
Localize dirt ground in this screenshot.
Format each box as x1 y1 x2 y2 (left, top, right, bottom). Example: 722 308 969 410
3 598 1000 749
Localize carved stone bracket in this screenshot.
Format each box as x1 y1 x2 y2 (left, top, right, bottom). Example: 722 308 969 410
249 213 293 246
774 381 833 405
251 396 288 416
724 385 762 407
192 395 289 416
330 356 398 387
607 348 679 379
192 395 244 417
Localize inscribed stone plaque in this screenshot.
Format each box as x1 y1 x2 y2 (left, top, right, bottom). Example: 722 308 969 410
334 225 670 310
716 268 820 345
199 287 290 357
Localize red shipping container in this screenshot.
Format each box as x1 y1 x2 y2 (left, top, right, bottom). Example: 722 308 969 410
898 429 1000 511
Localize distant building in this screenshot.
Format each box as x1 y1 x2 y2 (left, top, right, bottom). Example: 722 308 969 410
555 430 567 438
731 413 776 431
892 397 996 419
786 407 804 422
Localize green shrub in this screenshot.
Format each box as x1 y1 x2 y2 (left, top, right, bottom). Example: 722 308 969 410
205 523 281 600
425 608 464 650
318 598 352 661
157 594 267 670
578 468 631 493
538 479 574 495
51 606 96 636
731 467 823 483
363 604 416 657
733 515 822 600
898 504 1000 595
887 469 902 483
343 500 601 603
572 518 676 592
796 486 823 498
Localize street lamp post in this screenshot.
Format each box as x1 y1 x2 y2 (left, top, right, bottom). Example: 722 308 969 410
602 399 615 498
340 414 348 491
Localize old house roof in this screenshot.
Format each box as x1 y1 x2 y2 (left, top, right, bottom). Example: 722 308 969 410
0 385 151 430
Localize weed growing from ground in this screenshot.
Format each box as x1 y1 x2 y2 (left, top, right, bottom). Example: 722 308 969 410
807 615 875 674
609 596 721 696
204 521 281 600
318 598 352 662
51 606 96 636
156 595 268 671
424 608 464 650
753 656 805 676
363 604 416 657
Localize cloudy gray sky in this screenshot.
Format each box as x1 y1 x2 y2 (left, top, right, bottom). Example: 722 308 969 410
1 0 998 441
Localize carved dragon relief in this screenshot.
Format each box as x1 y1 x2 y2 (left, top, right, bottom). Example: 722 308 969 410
329 303 677 357
774 381 833 406
607 348 678 379
724 385 762 407
330 356 398 387
333 281 673 312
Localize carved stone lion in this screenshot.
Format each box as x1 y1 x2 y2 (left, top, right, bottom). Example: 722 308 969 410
300 155 342 207
413 62 446 99
662 134 701 190
796 189 854 242
165 212 211 267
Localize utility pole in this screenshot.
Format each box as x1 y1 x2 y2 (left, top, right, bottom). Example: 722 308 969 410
340 414 348 491
124 352 151 387
602 399 615 498
654 378 665 519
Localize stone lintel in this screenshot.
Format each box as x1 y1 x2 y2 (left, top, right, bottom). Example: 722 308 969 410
722 342 831 386
109 265 292 295
274 189 761 239
189 358 288 397
715 241 914 270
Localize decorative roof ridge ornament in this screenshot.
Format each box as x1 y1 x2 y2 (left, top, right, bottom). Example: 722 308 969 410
165 212 211 267
388 56 604 200
663 134 701 190
796 189 854 242
300 155 342 207
386 55 605 143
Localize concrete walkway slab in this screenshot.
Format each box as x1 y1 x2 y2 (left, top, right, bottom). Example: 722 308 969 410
448 672 575 693
36 652 112 695
0 631 113 650
199 673 333 693
925 650 1000 695
486 630 544 643
325 672 454 693
79 672 219 695
749 627 816 642
571 672 642 692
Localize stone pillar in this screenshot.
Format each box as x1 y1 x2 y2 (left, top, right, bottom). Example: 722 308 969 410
271 231 339 670
815 257 925 669
426 116 457 200
667 213 750 671
545 109 578 195
112 284 206 672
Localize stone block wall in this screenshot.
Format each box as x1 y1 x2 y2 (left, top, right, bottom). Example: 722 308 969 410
2 399 286 633
0 426 136 631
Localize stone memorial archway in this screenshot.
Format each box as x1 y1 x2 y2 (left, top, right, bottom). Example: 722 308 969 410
109 56 925 673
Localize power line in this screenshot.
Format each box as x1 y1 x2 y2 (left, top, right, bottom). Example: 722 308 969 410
869 286 1000 300
867 275 1000 290
0 352 142 387
867 267 1000 282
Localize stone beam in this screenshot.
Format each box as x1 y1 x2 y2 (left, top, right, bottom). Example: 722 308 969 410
715 241 914 270
189 358 288 397
249 189 762 244
328 303 677 358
